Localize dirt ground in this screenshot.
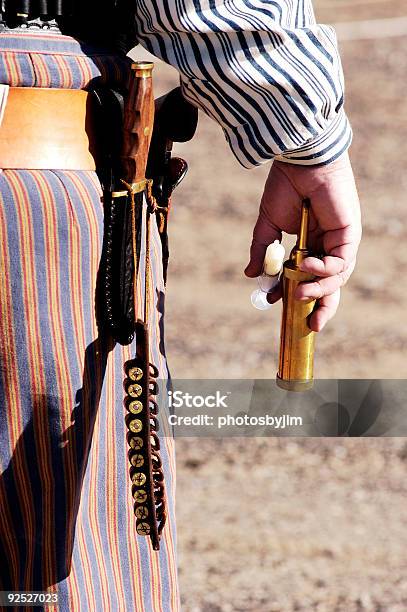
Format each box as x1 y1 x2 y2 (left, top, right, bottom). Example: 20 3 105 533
133 1 407 610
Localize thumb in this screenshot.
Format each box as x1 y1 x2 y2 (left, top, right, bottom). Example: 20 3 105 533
244 212 281 278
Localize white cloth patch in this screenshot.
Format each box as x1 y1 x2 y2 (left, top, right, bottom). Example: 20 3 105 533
0 85 9 129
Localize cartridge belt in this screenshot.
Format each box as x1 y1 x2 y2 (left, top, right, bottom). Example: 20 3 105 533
0 87 98 170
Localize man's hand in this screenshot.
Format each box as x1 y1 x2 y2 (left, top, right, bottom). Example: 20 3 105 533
244 152 361 332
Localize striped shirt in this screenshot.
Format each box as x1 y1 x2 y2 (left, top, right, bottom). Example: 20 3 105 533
134 0 352 168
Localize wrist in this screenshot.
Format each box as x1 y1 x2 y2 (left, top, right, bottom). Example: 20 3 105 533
273 151 355 198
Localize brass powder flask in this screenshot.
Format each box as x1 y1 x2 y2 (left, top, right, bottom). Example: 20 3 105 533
277 198 317 391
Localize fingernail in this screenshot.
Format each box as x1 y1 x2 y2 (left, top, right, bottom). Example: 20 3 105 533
298 295 313 301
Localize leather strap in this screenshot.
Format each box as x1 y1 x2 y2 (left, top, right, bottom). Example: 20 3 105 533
0 87 98 170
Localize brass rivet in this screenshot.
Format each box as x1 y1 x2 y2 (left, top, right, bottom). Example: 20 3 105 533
136 522 151 536
143 126 150 136
129 367 143 381
129 419 143 434
133 489 147 503
128 384 142 398
128 400 143 414
129 436 143 450
132 472 146 486
130 453 144 468
135 506 149 520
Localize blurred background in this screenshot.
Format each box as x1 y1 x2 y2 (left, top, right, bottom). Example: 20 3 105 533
134 1 407 609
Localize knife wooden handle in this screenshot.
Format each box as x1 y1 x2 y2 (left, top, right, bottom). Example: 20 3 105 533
122 61 154 185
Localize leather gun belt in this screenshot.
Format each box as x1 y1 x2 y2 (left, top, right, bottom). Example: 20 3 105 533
0 87 98 171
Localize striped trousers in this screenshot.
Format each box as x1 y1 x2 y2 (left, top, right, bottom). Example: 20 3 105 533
0 32 179 612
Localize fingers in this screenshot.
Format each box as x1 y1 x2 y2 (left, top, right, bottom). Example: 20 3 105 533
244 163 301 278
295 259 355 301
279 153 361 302
258 277 340 329
323 225 361 262
309 290 341 332
244 215 281 278
252 277 340 329
299 255 346 277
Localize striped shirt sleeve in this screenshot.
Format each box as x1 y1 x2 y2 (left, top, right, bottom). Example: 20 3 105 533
134 1 352 169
